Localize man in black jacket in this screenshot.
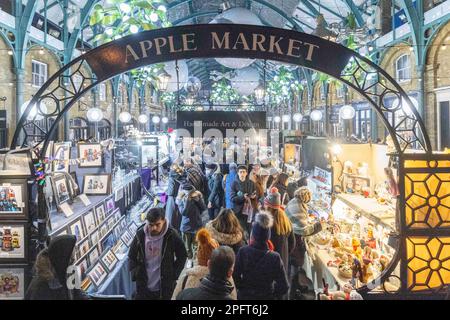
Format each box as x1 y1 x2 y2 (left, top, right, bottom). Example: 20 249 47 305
129 207 187 300
176 246 235 300
230 165 256 233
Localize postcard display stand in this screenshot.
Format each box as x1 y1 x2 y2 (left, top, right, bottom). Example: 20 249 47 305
0 149 34 300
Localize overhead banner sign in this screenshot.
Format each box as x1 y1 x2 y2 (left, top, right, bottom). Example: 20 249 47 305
176 111 266 136
85 24 354 82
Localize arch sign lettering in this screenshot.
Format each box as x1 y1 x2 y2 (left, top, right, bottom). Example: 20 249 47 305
12 24 450 299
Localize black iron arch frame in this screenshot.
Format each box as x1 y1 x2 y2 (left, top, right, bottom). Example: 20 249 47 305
11 24 442 298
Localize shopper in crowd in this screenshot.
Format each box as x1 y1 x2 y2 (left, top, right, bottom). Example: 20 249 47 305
172 229 237 299
176 246 236 300
233 212 289 300
165 163 185 231
223 163 238 209
266 167 279 192
183 157 207 195
284 186 322 269
287 176 308 200
178 183 207 266
129 207 187 300
205 208 245 254
206 163 224 220
26 235 88 300
263 187 296 276
230 165 257 233
270 172 290 206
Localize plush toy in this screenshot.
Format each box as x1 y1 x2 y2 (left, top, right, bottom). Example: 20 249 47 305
352 237 363 260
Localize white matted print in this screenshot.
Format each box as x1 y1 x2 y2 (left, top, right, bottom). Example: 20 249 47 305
0 267 25 300
78 143 103 168
53 142 71 173
83 175 110 195
83 210 97 234
100 249 118 272
87 262 108 287
68 219 85 243
0 184 25 217
0 225 25 259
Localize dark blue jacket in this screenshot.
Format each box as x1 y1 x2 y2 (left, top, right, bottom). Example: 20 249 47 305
224 168 238 209
179 190 206 233
207 172 224 208
233 243 289 300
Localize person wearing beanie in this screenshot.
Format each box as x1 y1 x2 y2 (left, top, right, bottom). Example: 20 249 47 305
172 229 237 299
233 212 289 300
264 188 296 284
26 235 88 300
177 246 236 300
269 173 290 206
230 165 257 234
223 163 238 209
129 208 187 300
205 163 224 220
285 186 323 284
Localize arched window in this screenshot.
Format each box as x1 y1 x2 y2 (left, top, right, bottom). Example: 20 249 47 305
395 54 411 82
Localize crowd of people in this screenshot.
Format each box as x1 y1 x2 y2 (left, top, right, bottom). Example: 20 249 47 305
128 158 324 300
24 157 323 300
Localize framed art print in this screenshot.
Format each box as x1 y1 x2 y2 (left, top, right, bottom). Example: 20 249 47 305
128 222 139 235
68 218 86 243
75 258 88 281
112 239 127 256
53 142 71 173
78 143 103 168
0 179 28 220
113 208 121 223
94 203 106 224
83 210 97 234
106 215 115 231
0 223 28 263
80 277 92 292
86 262 108 288
112 225 122 242
114 186 123 202
51 174 72 207
90 230 100 246
87 246 100 266
83 174 111 195
0 149 33 177
99 249 118 272
120 230 133 247
105 195 115 214
0 266 27 300
99 231 115 252
77 237 90 258
119 216 127 232
99 221 109 239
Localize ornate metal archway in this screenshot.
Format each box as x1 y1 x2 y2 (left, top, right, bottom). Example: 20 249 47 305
12 24 449 298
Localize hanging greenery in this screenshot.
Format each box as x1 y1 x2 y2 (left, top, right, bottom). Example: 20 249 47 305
210 79 240 105
266 67 303 105
90 1 170 87
160 91 176 109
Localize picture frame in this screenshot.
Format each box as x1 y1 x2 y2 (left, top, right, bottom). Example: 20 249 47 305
120 229 133 247
99 249 118 272
90 229 100 246
114 187 123 202
0 178 28 220
94 202 106 225
112 224 122 243
0 149 33 178
104 195 115 214
98 221 109 239
77 237 91 258
69 172 80 197
80 277 92 292
119 216 127 232
51 174 72 207
86 261 108 288
128 221 139 235
87 246 100 266
53 142 72 173
99 231 115 252
75 258 88 282
112 239 127 256
0 265 27 300
106 215 116 231
83 174 111 195
0 223 28 263
113 208 121 223
82 210 97 234
78 143 103 168
68 218 86 243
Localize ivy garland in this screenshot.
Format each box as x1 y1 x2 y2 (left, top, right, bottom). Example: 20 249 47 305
210 79 240 105
266 67 303 105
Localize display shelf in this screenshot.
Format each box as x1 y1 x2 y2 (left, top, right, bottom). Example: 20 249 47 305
335 193 396 231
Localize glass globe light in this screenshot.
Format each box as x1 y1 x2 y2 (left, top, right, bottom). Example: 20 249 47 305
339 104 356 120
119 111 132 123
310 110 323 121
86 107 103 122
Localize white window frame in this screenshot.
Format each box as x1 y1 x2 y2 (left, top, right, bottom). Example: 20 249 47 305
336 85 344 98
98 83 106 102
32 60 48 88
395 54 411 83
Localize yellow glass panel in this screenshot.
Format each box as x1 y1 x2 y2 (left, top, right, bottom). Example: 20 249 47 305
442 222 450 228
428 271 443 288
405 177 413 197
414 209 428 224
411 222 430 229
413 182 430 198
405 160 427 168
440 196 450 207
426 175 440 195
410 237 429 245
407 174 429 182
428 238 441 257
406 206 413 225
437 208 450 224
408 194 427 209
412 285 429 291
438 269 450 284
437 161 450 168
415 244 431 261
436 173 450 183
427 209 441 228
442 260 450 270
408 257 429 272
415 269 431 284
407 238 416 260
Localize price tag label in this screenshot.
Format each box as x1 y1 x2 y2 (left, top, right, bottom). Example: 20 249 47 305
60 202 74 218
79 194 91 206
